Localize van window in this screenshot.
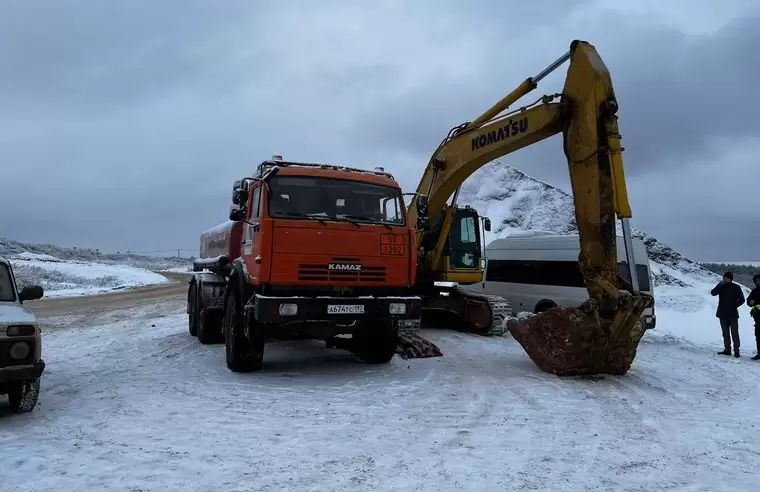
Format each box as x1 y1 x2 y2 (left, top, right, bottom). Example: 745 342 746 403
485 259 585 287
618 263 651 292
485 259 651 291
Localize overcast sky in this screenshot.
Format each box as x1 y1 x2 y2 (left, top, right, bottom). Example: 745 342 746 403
1 0 758 261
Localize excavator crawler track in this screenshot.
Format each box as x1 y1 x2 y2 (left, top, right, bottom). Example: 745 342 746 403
454 288 512 336
420 286 512 337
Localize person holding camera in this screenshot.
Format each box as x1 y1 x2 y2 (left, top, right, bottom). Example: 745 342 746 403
747 274 760 360
711 271 746 357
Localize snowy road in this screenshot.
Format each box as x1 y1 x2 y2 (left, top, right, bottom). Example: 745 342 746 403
2 299 760 491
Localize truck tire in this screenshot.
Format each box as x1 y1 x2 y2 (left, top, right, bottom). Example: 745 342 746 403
197 309 224 345
223 286 264 372
7 378 40 414
353 320 398 364
196 279 224 345
188 281 198 337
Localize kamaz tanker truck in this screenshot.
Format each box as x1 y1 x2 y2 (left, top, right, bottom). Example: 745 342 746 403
187 156 427 372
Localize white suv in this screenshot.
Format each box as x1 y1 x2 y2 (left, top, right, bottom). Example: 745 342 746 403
0 256 45 413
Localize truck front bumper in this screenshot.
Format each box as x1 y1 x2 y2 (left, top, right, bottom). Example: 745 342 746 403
0 359 45 383
251 294 422 323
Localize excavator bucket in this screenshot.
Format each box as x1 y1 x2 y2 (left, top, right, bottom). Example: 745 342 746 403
507 293 653 376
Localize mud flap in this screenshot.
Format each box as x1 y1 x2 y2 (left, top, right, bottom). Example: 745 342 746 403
396 334 443 359
507 305 646 376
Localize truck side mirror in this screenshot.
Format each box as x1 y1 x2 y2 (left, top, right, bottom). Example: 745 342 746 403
232 187 248 206
229 206 246 222
19 285 44 302
483 217 491 232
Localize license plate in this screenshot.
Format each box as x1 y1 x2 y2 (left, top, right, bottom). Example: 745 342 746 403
327 304 365 314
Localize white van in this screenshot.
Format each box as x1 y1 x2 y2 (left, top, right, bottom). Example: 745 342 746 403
463 232 656 330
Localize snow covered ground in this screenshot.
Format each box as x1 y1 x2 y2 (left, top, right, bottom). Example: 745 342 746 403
8 252 169 298
2 299 760 491
1 161 758 490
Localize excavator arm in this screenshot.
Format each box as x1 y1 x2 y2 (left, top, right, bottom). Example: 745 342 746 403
408 40 654 376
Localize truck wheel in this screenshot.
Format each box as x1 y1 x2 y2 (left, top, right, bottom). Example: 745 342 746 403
353 320 398 364
197 309 224 345
7 378 41 414
223 287 264 372
188 282 198 337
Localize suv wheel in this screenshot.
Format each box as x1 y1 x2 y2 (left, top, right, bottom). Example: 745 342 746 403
7 379 40 414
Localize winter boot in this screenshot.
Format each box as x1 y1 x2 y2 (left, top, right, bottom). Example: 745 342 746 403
734 349 740 358
751 354 760 361
718 348 731 355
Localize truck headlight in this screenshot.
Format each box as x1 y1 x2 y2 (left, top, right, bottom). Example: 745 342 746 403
278 303 298 316
389 303 406 315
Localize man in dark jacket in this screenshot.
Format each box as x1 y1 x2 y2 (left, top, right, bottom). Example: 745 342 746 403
710 271 746 357
748 274 760 360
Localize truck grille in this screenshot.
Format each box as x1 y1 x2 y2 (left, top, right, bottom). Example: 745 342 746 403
298 258 387 283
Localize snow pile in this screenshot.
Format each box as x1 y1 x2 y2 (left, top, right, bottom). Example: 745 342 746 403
9 252 169 298
459 161 755 348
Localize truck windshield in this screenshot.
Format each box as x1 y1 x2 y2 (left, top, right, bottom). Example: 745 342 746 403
267 176 405 226
0 264 16 302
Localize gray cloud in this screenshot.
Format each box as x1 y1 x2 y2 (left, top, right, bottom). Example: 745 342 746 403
349 9 760 183
0 1 758 261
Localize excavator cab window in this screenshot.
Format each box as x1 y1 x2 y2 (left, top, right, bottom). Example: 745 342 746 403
446 209 482 270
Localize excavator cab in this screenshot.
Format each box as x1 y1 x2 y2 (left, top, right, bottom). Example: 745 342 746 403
438 206 490 285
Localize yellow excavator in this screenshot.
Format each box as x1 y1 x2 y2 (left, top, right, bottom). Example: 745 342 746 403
408 39 654 376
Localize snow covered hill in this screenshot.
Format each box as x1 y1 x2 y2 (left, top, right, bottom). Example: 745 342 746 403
0 237 191 298
458 161 755 348
7 251 171 298
0 236 192 272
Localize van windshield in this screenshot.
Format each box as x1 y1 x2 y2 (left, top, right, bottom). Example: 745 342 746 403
0 264 16 302
267 176 405 226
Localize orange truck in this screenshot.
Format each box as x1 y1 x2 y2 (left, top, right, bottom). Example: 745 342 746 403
187 156 427 372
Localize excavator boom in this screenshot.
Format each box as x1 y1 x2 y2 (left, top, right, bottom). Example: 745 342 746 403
409 40 654 375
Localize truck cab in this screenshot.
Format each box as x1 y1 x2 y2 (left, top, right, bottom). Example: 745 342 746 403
0 257 45 413
189 157 429 372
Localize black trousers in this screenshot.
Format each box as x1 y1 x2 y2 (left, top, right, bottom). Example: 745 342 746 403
755 320 760 353
720 317 740 350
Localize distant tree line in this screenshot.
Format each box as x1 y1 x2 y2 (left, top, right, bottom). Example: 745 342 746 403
700 262 759 276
